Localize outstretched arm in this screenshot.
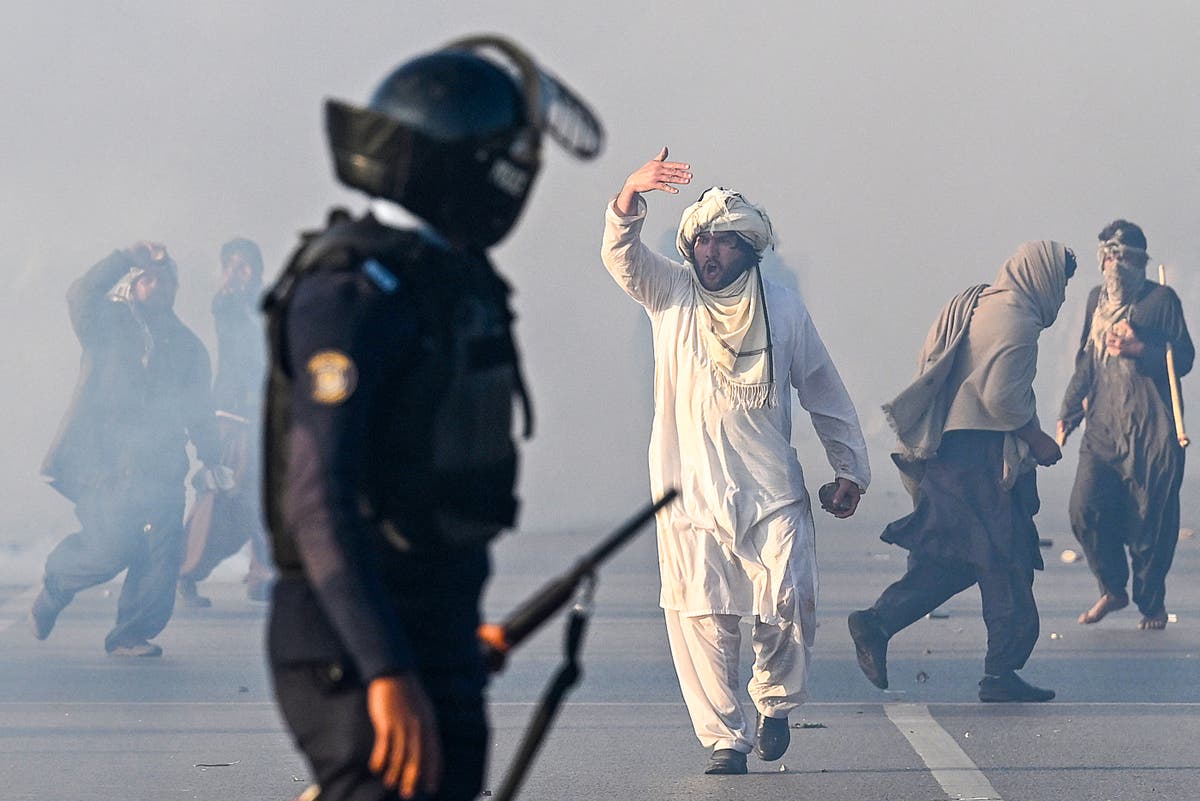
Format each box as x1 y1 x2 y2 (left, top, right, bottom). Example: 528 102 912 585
1058 288 1099 443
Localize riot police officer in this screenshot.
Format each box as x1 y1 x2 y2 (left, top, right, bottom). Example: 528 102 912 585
263 36 602 801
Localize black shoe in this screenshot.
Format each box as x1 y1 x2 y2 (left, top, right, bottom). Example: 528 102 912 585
755 713 790 761
30 588 63 640
704 749 748 775
177 579 212 609
848 609 889 689
978 671 1055 702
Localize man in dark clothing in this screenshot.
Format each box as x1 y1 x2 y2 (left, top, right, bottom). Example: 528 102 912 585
32 241 226 657
178 237 275 607
1058 220 1192 631
264 36 602 801
849 242 1077 703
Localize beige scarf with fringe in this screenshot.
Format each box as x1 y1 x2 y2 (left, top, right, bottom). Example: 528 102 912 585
678 187 778 409
690 264 775 408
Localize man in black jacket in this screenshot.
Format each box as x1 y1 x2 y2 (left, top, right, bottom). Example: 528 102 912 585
33 241 226 657
178 237 274 607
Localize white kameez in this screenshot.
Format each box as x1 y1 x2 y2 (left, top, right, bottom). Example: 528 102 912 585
601 196 871 628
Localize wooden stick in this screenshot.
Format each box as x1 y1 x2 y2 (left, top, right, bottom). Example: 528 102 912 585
1159 264 1190 448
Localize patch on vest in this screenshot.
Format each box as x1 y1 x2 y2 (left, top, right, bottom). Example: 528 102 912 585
306 350 357 405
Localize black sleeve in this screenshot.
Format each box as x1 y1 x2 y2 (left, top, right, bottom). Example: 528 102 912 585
282 271 418 681
1133 286 1194 381
1059 286 1099 426
1162 287 1192 379
184 334 222 466
67 250 135 345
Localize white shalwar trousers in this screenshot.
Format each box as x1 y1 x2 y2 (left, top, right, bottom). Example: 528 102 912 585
663 609 810 753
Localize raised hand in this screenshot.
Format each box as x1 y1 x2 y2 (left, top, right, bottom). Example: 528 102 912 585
126 241 169 268
615 147 692 215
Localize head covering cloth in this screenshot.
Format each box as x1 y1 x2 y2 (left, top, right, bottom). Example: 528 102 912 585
676 187 779 409
883 240 1071 492
1088 238 1149 358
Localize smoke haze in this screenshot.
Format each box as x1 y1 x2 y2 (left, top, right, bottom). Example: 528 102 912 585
3 1 1200 577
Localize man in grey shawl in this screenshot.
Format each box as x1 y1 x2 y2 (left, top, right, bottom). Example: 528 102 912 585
1058 220 1192 631
848 241 1076 703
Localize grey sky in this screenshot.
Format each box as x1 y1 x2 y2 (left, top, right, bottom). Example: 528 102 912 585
3 1 1198 555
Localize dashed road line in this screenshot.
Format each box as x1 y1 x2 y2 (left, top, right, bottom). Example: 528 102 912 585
886 702 1003 801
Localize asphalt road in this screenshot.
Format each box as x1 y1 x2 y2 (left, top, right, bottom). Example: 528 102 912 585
1 489 1197 801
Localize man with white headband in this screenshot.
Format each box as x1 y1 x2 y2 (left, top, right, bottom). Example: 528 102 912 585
1057 219 1193 631
601 148 870 775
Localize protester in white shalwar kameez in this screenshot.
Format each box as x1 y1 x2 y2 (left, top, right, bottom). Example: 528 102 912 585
600 149 870 775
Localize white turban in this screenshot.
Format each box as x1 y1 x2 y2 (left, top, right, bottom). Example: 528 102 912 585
677 187 776 264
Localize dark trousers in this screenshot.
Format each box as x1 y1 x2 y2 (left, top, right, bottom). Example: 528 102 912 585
269 547 490 801
272 663 487 801
870 551 1039 676
1069 451 1183 616
43 480 185 651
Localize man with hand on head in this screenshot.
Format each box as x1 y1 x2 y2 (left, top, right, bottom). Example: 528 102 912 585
33 241 224 657
601 148 870 775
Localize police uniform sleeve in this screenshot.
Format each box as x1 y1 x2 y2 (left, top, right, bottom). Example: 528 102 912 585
283 272 417 680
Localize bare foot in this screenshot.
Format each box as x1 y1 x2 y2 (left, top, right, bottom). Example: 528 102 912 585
1138 611 1168 630
1078 593 1129 624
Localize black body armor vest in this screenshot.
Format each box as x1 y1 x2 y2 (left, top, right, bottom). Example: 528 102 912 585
262 213 532 571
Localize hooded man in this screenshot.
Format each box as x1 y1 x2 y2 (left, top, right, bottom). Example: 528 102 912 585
33 241 226 657
1058 220 1192 631
600 148 870 776
178 237 275 607
848 241 1076 703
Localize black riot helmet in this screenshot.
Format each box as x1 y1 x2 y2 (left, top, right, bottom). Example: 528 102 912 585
325 35 604 249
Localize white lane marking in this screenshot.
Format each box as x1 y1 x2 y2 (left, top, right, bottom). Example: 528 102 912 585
886 703 1003 801
0 584 41 632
